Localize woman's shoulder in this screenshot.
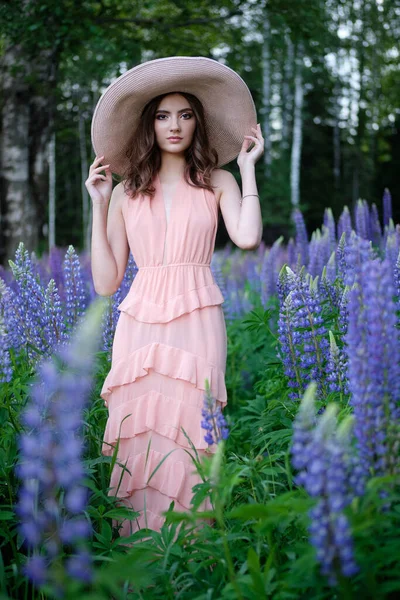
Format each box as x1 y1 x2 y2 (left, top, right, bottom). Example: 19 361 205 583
209 168 234 207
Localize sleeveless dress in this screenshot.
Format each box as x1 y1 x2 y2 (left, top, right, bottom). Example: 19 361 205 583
100 171 228 534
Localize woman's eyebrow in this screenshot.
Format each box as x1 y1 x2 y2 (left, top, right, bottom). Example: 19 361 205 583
155 108 193 114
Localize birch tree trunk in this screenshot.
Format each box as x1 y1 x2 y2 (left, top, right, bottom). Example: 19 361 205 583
0 45 37 262
48 130 56 250
333 78 342 192
290 41 304 207
261 14 272 177
0 42 57 264
281 31 294 152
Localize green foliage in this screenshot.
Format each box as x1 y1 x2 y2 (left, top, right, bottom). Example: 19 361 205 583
1 301 399 599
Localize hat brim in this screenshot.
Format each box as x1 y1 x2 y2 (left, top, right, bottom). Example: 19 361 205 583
91 56 257 175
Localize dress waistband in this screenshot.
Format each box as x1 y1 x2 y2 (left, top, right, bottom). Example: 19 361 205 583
138 262 211 270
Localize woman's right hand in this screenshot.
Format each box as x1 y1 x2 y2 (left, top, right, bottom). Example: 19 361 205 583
85 155 113 205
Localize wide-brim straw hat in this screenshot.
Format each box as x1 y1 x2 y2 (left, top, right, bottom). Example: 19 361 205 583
91 56 258 175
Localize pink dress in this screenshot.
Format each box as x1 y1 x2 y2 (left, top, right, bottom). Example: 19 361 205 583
100 171 228 534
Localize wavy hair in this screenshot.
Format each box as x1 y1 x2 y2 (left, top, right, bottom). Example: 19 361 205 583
120 91 219 200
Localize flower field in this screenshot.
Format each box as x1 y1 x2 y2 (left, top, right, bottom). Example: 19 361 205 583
1 191 400 599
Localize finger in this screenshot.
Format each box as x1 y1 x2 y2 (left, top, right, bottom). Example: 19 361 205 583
92 155 105 165
87 174 107 183
92 164 110 172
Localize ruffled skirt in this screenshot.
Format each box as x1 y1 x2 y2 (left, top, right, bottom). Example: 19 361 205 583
100 274 227 534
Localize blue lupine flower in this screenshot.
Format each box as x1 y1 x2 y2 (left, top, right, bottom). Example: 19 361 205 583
337 206 352 241
385 231 399 273
261 236 284 305
15 299 106 591
342 231 374 287
325 331 349 395
394 250 400 299
201 380 229 445
277 267 329 400
287 238 297 269
323 208 336 252
308 227 331 279
63 245 89 330
345 256 400 481
292 208 309 268
369 203 382 248
7 243 67 362
354 199 370 240
291 384 359 585
383 187 392 228
101 253 139 354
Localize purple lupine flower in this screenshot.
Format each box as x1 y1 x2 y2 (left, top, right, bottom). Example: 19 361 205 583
8 243 67 362
201 379 229 445
277 267 329 400
211 257 227 301
0 278 21 382
308 228 331 279
394 250 400 299
225 278 243 321
291 385 359 585
345 256 400 482
101 253 139 354
15 299 105 591
101 289 123 356
325 331 349 395
383 188 392 228
325 251 336 284
43 279 68 352
292 208 309 268
323 208 336 252
338 285 350 336
342 231 374 287
48 246 67 295
287 238 297 269
336 232 347 281
337 206 352 241
354 199 370 240
260 236 284 305
277 291 304 401
63 245 89 330
369 203 382 249
385 231 399 273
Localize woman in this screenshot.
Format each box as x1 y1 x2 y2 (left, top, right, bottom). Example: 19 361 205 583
86 56 264 535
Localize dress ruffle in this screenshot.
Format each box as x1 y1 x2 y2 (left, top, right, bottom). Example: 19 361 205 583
117 283 224 323
108 443 211 510
102 389 222 453
100 341 227 408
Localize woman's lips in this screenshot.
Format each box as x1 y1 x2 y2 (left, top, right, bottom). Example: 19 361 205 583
168 137 183 142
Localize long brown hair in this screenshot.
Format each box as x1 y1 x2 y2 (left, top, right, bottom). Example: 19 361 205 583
120 91 219 200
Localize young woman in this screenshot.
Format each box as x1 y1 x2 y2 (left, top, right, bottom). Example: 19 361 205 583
86 56 264 535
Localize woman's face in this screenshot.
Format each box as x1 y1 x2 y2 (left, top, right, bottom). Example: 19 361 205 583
154 93 196 155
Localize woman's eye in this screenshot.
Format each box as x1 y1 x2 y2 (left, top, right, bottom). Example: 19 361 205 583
156 113 192 120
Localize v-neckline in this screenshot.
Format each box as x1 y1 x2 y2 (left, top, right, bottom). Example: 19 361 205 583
157 172 185 228
157 172 186 265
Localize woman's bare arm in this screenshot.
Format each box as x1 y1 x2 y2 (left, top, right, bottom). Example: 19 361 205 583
85 156 129 296
91 183 130 296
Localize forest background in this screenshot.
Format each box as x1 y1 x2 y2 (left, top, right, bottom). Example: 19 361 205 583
0 0 399 265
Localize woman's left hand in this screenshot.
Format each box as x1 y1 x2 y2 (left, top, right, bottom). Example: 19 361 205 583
237 123 264 170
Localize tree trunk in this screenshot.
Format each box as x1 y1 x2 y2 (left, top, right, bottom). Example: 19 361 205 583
0 42 57 265
290 41 304 207
281 30 294 152
48 130 56 250
261 14 272 178
0 45 37 263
